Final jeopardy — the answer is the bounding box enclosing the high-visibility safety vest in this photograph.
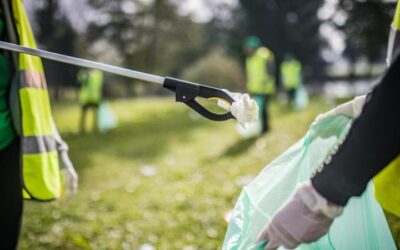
[281,59,302,90]
[5,0,62,201]
[374,0,400,217]
[245,47,275,95]
[78,69,103,104]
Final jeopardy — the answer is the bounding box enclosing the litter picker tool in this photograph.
[0,41,234,121]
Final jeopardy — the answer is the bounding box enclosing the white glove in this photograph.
[315,95,366,123]
[217,90,259,126]
[256,181,343,250]
[52,120,78,202]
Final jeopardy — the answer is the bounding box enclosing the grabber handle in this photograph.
[163,77,235,121]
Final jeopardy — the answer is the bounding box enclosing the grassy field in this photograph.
[19,97,399,249]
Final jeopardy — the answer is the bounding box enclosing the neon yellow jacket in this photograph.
[6,0,65,201]
[245,47,275,95]
[78,69,103,104]
[281,59,302,90]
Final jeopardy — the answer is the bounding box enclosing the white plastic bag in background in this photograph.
[98,101,117,133]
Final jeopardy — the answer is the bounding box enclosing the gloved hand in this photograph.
[52,120,78,202]
[256,181,343,250]
[314,95,366,123]
[217,90,259,126]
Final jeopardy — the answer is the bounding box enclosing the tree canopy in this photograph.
[28,0,398,96]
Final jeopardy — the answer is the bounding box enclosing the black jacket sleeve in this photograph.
[311,54,400,206]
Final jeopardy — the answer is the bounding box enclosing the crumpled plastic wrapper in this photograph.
[218,91,259,126]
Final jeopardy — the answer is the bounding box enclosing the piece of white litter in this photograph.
[218,91,259,126]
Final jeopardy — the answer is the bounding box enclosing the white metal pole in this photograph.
[0,41,165,85]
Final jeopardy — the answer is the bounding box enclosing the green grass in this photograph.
[19,97,400,249]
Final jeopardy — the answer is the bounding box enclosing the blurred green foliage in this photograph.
[34,0,79,100]
[181,47,245,91]
[337,0,395,63]
[29,0,398,97]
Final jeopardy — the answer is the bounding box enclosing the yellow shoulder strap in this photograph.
[392,0,400,30]
[374,155,400,217]
[12,0,44,72]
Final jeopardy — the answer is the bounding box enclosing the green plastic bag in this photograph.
[223,115,396,250]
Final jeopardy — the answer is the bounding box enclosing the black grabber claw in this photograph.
[163,77,235,121]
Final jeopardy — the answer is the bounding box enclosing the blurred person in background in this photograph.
[244,36,276,133]
[281,53,302,109]
[78,68,104,133]
[0,0,77,248]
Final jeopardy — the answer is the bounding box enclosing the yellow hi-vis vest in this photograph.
[281,59,302,90]
[245,47,275,95]
[6,0,61,201]
[374,0,400,217]
[78,69,104,104]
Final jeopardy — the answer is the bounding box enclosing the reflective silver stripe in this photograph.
[22,135,57,154]
[386,28,400,65]
[20,70,47,88]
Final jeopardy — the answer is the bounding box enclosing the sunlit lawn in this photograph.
[19,97,400,249]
